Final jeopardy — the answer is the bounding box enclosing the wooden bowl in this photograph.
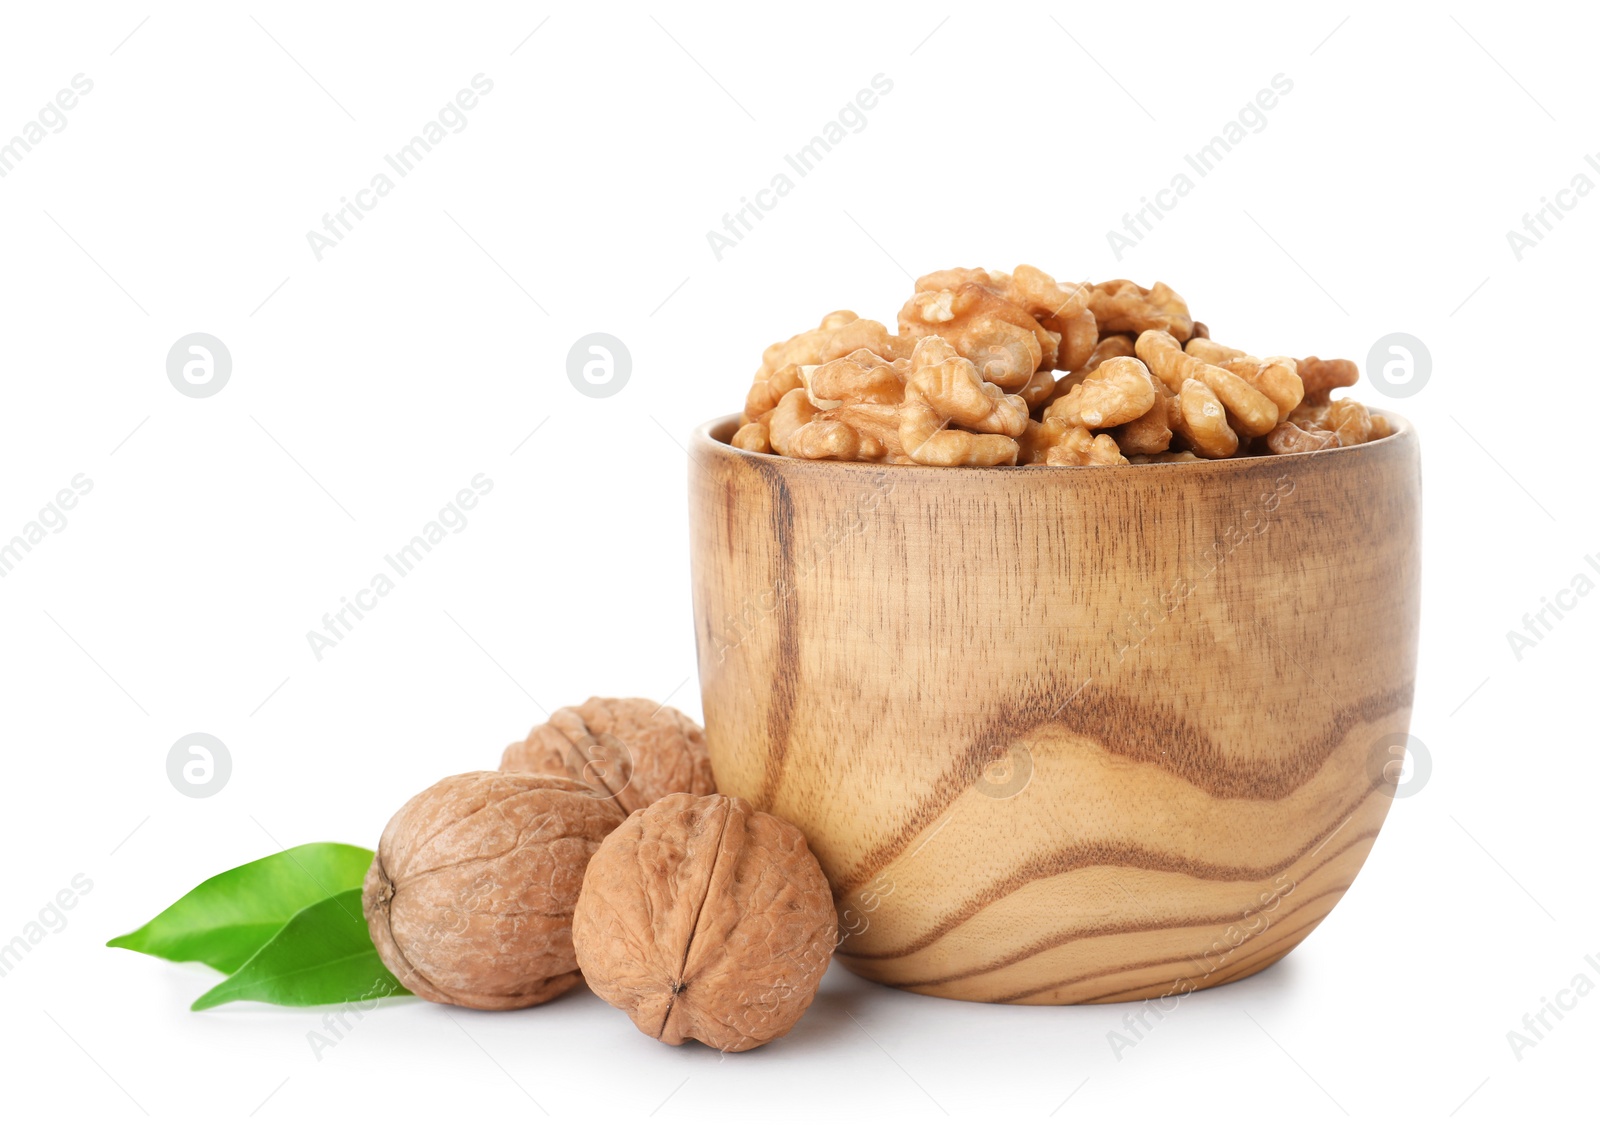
[688,414,1420,1004]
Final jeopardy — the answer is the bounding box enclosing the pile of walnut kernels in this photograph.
[730,266,1393,466]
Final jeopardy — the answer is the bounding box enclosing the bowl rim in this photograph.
[691,410,1414,475]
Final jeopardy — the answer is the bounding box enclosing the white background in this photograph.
[1,2,1594,1128]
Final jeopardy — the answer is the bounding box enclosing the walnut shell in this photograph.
[573,793,837,1051]
[500,697,715,816]
[363,772,622,1010]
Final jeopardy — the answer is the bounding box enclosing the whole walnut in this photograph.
[573,793,837,1051]
[501,697,715,816]
[363,772,622,1010]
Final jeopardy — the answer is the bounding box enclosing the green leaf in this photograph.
[107,843,375,973]
[190,888,409,1011]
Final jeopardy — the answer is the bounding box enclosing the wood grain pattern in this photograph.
[688,414,1420,1004]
